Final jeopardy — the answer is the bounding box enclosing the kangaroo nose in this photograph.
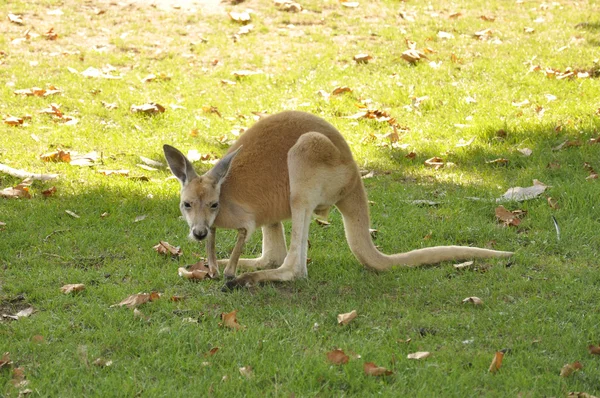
[192,228,208,241]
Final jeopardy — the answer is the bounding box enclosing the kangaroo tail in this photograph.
[335,182,513,270]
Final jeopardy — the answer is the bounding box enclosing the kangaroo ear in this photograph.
[207,145,242,186]
[163,144,198,185]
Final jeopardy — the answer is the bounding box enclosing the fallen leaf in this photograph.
[45,27,58,40]
[407,351,431,360]
[229,11,251,23]
[486,158,509,166]
[401,48,427,64]
[588,345,600,355]
[462,297,483,305]
[153,241,182,257]
[111,292,160,308]
[101,101,118,110]
[567,392,598,398]
[15,307,34,318]
[60,284,85,294]
[81,67,121,79]
[139,156,164,168]
[341,1,359,8]
[489,350,505,373]
[437,31,455,40]
[456,137,475,147]
[8,13,24,25]
[326,349,350,365]
[275,0,302,12]
[42,186,57,197]
[495,205,525,227]
[518,148,532,156]
[189,259,216,277]
[453,260,474,270]
[363,362,393,376]
[315,219,330,226]
[337,310,357,325]
[480,15,496,21]
[220,310,243,330]
[239,366,253,378]
[0,352,12,369]
[560,361,583,377]
[92,358,113,367]
[40,149,71,163]
[331,86,352,95]
[497,180,548,202]
[547,197,559,209]
[353,54,372,64]
[70,151,100,167]
[65,210,80,218]
[553,139,582,151]
[130,103,165,114]
[11,367,28,387]
[0,182,31,199]
[424,157,445,169]
[178,267,209,281]
[205,347,220,357]
[3,115,24,126]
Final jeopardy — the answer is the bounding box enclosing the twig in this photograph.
[43,228,70,242]
[0,163,59,181]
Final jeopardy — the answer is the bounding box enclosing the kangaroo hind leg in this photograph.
[224,132,351,290]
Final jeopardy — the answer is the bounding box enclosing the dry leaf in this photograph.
[8,13,24,25]
[456,137,475,147]
[588,345,600,355]
[65,210,80,218]
[11,367,28,387]
[497,180,548,202]
[407,351,431,360]
[41,186,57,197]
[15,307,34,318]
[341,1,359,8]
[326,349,350,365]
[153,241,182,257]
[0,352,12,369]
[437,31,455,40]
[547,197,559,209]
[489,350,505,373]
[424,157,445,169]
[3,115,24,126]
[0,182,31,199]
[567,392,598,398]
[315,219,330,227]
[205,347,220,357]
[178,267,209,281]
[220,310,243,330]
[93,358,113,367]
[331,86,352,95]
[239,366,253,378]
[130,103,165,114]
[111,292,160,308]
[486,158,509,166]
[97,169,129,176]
[353,54,372,64]
[363,362,393,376]
[60,284,85,294]
[401,49,427,64]
[453,260,474,270]
[560,361,583,377]
[337,310,357,325]
[229,11,251,23]
[40,149,71,163]
[275,0,302,12]
[462,297,483,305]
[553,139,582,151]
[480,15,496,21]
[495,205,525,227]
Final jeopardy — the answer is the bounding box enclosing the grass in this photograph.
[1,0,600,396]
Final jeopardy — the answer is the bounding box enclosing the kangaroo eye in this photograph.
[183,202,191,209]
[210,202,219,209]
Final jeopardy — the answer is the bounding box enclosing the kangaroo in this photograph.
[163,111,513,290]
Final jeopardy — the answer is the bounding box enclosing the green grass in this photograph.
[1,0,600,396]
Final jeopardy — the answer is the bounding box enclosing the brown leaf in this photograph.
[153,241,182,257]
[45,27,58,40]
[561,361,583,377]
[42,186,57,197]
[588,345,600,355]
[92,358,113,367]
[401,48,427,64]
[170,295,185,302]
[220,310,243,330]
[337,310,357,325]
[130,103,165,114]
[424,157,445,169]
[486,158,509,166]
[489,351,505,373]
[60,284,85,294]
[205,347,220,357]
[495,205,525,227]
[480,15,496,21]
[3,115,24,126]
[111,292,160,308]
[0,182,31,199]
[178,267,209,281]
[363,362,393,376]
[547,197,559,209]
[0,352,12,369]
[331,86,352,95]
[462,297,483,305]
[353,54,372,64]
[97,169,129,177]
[11,367,28,387]
[326,349,350,365]
[40,149,71,163]
[188,259,215,277]
[407,351,431,360]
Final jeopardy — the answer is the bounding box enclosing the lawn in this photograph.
[1,0,600,396]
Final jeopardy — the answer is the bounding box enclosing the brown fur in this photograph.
[164,111,512,289]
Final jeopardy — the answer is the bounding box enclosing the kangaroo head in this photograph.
[163,145,241,241]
